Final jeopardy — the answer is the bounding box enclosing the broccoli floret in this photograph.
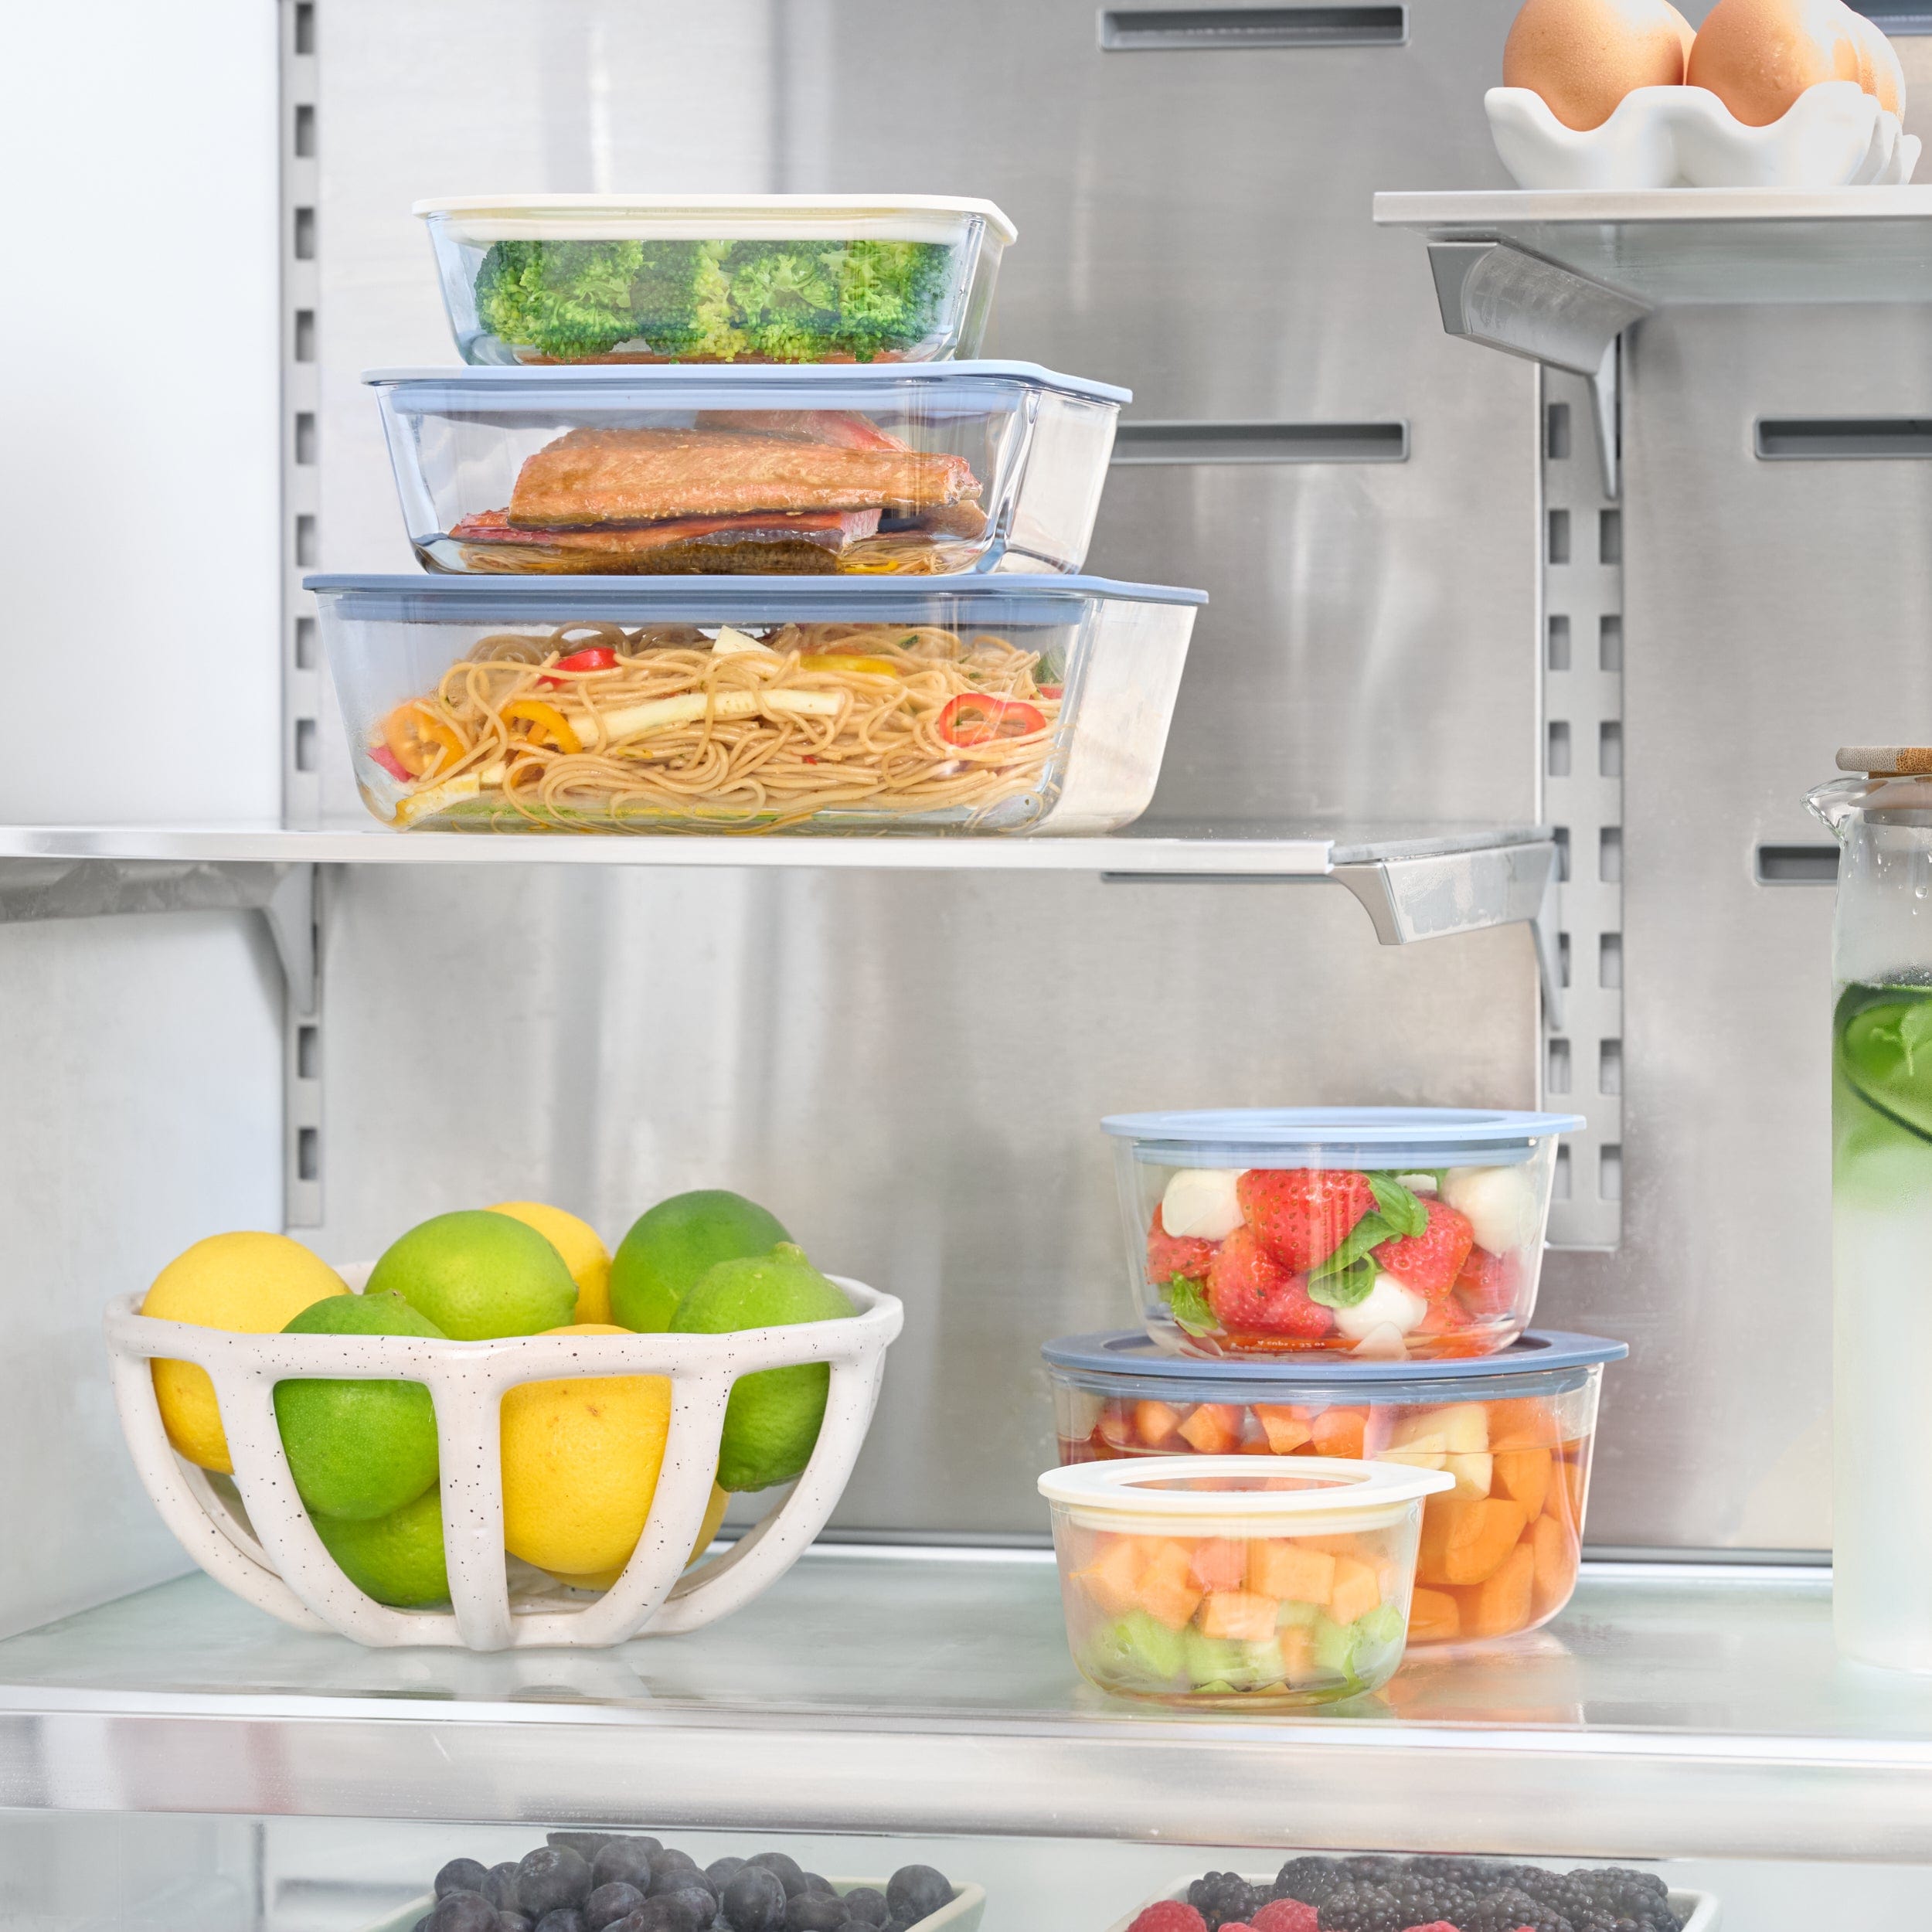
[830,240,954,359]
[471,239,646,359]
[726,243,843,360]
[720,240,954,362]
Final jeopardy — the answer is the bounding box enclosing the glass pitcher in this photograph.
[1811,749,1932,1672]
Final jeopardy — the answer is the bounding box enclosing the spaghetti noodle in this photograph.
[371,621,1066,833]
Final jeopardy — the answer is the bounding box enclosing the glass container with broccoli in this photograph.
[418,197,1013,366]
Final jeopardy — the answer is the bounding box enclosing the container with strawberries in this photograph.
[1101,1109,1584,1362]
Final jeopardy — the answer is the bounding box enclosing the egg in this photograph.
[1849,7,1906,116]
[1503,0,1697,131]
[1685,0,1863,126]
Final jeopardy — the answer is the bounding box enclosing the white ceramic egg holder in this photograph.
[1488,81,1919,189]
[105,1265,901,1650]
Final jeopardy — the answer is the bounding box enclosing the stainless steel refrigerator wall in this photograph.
[283,0,1930,1553]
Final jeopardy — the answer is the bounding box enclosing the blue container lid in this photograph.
[303,573,1208,624]
[1101,1106,1585,1169]
[362,359,1131,406]
[1043,1328,1627,1395]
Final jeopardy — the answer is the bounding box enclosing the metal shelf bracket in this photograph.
[1427,240,1649,497]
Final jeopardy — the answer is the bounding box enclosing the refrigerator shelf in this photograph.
[0,1550,1917,1862]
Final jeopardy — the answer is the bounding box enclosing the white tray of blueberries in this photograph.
[380,1835,983,1932]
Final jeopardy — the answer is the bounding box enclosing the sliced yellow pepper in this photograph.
[502,699,583,756]
[383,700,467,778]
[798,652,903,679]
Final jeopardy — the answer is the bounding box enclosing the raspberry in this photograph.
[1128,1906,1206,1932]
[1146,1204,1218,1287]
[1251,1903,1319,1932]
[1372,1198,1475,1299]
[1398,1923,1458,1932]
[1236,1168,1376,1270]
[1206,1227,1333,1338]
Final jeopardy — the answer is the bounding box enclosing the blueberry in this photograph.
[534,1914,586,1932]
[658,1886,724,1931]
[550,1836,617,1862]
[594,1844,663,1892]
[800,1878,835,1900]
[649,1852,709,1896]
[746,1855,807,1900]
[414,1918,434,1932]
[705,1859,747,1892]
[721,1867,787,1932]
[885,1869,951,1928]
[519,1850,594,1919]
[783,1896,848,1932]
[840,1892,889,1927]
[438,1862,494,1901]
[620,1904,703,1932]
[498,1917,533,1932]
[433,1897,503,1932]
[587,1886,647,1931]
[483,1866,524,1913]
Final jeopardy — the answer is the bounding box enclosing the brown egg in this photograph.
[1504,0,1697,130]
[1686,0,1863,126]
[1848,6,1906,115]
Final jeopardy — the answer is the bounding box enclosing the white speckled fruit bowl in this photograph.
[1488,80,1918,189]
[104,1264,901,1650]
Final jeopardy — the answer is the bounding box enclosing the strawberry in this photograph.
[1206,1226,1335,1338]
[1236,1168,1376,1270]
[1146,1202,1218,1286]
[1372,1197,1475,1299]
[1250,1903,1320,1932]
[1127,1906,1207,1932]
[1455,1243,1522,1318]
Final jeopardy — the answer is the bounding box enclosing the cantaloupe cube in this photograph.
[1417,1493,1529,1587]
[1531,1511,1579,1617]
[1136,1539,1206,1630]
[1487,1396,1558,1449]
[1178,1402,1243,1455]
[1328,1553,1382,1625]
[1247,1539,1336,1604]
[1253,1404,1313,1454]
[1135,1400,1183,1447]
[1311,1407,1367,1458]
[1073,1536,1145,1617]
[1279,1623,1321,1685]
[1407,1585,1460,1643]
[1453,1539,1535,1638]
[1196,1589,1278,1641]
[1493,1447,1552,1519]
[1189,1537,1248,1592]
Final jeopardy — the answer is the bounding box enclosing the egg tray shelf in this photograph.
[104,1267,902,1650]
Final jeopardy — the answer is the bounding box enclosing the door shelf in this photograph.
[0,1550,1918,1862]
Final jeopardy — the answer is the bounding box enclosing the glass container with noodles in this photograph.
[305,576,1205,837]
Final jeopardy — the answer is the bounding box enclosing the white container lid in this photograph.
[413,193,1018,246]
[1038,1454,1453,1537]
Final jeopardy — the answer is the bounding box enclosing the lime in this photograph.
[367,1209,577,1341]
[608,1190,790,1332]
[489,1201,612,1324]
[312,1487,449,1607]
[274,1292,445,1520]
[141,1233,349,1473]
[499,1324,675,1577]
[671,1244,854,1492]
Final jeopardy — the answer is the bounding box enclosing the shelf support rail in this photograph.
[1426,240,1651,498]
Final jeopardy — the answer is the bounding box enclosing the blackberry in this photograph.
[1464,1890,1573,1932]
[1381,1873,1475,1927]
[1315,1882,1404,1932]
[1189,1872,1261,1930]
[1520,1873,1598,1920]
[1272,1859,1344,1906]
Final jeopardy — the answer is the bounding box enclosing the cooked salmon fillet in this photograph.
[506,427,980,529]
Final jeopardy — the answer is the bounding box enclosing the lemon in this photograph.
[499,1324,676,1577]
[141,1233,349,1472]
[368,1209,577,1341]
[543,1482,730,1590]
[313,1488,450,1608]
[489,1202,612,1325]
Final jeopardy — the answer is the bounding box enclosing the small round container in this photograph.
[1039,1455,1453,1708]
[1100,1107,1586,1362]
[1043,1329,1625,1648]
[415,195,1015,367]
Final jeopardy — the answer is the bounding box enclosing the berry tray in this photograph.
[364,1880,986,1932]
[1103,1871,1717,1932]
[105,1264,901,1651]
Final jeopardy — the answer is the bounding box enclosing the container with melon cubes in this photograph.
[1042,1329,1625,1648]
[1036,1455,1454,1707]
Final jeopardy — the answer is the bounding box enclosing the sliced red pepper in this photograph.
[936,692,1047,747]
[539,645,618,688]
[369,743,412,784]
[1037,684,1063,700]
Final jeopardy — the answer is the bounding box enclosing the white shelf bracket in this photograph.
[260,862,318,1018]
[1426,239,1649,497]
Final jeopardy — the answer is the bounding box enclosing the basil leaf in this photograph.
[1306,1255,1379,1309]
[1309,1211,1395,1284]
[1366,1172,1427,1241]
[1163,1272,1220,1338]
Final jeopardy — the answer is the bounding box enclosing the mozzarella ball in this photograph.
[1160,1168,1245,1241]
[1439,1164,1543,1255]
